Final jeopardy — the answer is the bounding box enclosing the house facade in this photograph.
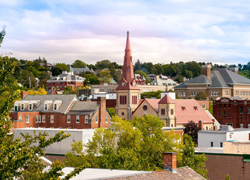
[47,71,85,91]
[132,94,214,128]
[174,65,250,100]
[213,97,250,128]
[9,95,111,129]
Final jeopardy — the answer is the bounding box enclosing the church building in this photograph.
[115,32,140,120]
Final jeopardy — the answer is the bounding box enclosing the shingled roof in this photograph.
[175,68,250,89]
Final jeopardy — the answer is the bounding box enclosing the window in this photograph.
[211,142,213,147]
[224,111,226,118]
[39,115,41,123]
[229,104,231,109]
[21,104,24,111]
[50,115,54,123]
[202,104,206,109]
[181,106,186,111]
[240,106,243,114]
[219,104,221,109]
[216,91,219,96]
[15,106,18,111]
[248,124,250,128]
[220,142,223,147]
[143,105,147,111]
[84,115,88,123]
[219,111,221,118]
[36,115,38,123]
[28,103,32,111]
[76,115,80,123]
[42,115,45,123]
[132,96,137,104]
[120,95,127,105]
[229,112,231,118]
[106,116,108,123]
[171,109,174,115]
[121,112,125,116]
[224,104,226,109]
[96,116,98,123]
[44,104,48,111]
[67,115,71,123]
[183,91,186,96]
[161,109,165,115]
[194,106,198,111]
[248,107,250,114]
[211,91,213,96]
[240,124,244,128]
[19,115,22,120]
[26,115,29,123]
[54,104,57,111]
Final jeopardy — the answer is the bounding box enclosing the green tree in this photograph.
[113,70,122,84]
[71,60,86,68]
[140,90,162,99]
[18,70,36,88]
[0,54,83,179]
[107,108,116,117]
[51,63,69,76]
[225,174,230,180]
[84,73,100,85]
[195,91,207,100]
[182,134,208,178]
[99,70,111,83]
[185,61,202,77]
[95,60,111,70]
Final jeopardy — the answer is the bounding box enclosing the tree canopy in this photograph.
[71,60,86,68]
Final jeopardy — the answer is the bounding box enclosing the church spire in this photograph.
[117,31,139,90]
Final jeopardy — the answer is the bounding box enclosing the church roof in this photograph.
[158,94,175,104]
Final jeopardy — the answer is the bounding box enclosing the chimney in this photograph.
[202,64,211,77]
[163,152,177,173]
[97,97,106,128]
[21,91,29,99]
[198,119,203,130]
[229,67,238,74]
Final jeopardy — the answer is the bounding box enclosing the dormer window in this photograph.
[14,105,18,111]
[54,104,57,111]
[181,106,186,111]
[44,104,48,111]
[28,103,33,111]
[21,103,24,111]
[194,106,198,111]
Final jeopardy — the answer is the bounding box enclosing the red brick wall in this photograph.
[197,153,250,180]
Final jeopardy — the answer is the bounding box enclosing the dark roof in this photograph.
[175,68,250,89]
[66,101,99,115]
[108,167,206,180]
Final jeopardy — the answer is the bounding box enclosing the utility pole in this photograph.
[29,76,31,89]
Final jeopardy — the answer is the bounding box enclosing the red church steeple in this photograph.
[117,31,139,90]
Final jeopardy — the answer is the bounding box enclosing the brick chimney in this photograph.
[163,152,177,173]
[97,97,106,128]
[202,64,211,77]
[198,119,203,130]
[21,91,29,99]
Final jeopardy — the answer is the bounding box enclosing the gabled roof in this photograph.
[175,68,250,89]
[22,95,77,114]
[158,94,175,104]
[175,99,213,124]
[66,101,99,115]
[132,99,160,114]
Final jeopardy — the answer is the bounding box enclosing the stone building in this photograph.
[174,65,250,100]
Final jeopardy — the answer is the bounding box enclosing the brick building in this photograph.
[174,65,250,100]
[47,71,85,91]
[9,95,111,129]
[213,97,250,128]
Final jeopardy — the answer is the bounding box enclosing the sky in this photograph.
[1,0,250,66]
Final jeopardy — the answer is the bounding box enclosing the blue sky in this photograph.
[1,0,250,65]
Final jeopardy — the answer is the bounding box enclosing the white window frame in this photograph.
[36,115,38,123]
[50,115,54,123]
[76,115,80,123]
[44,104,48,111]
[19,115,22,120]
[95,116,98,123]
[42,115,45,123]
[183,91,186,96]
[21,103,24,111]
[67,115,71,123]
[53,103,57,111]
[28,103,32,111]
[26,115,29,123]
[39,115,41,123]
[84,115,88,124]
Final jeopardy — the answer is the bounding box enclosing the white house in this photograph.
[198,125,250,148]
